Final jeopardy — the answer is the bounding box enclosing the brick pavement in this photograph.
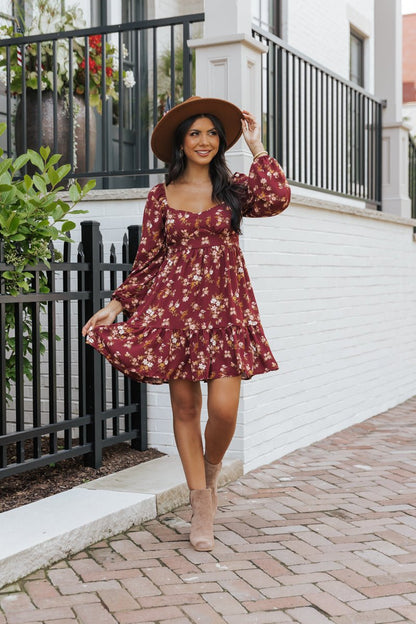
[1,396,416,624]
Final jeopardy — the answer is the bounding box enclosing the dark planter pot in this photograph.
[15,91,97,179]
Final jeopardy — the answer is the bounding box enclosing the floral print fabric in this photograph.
[86,155,291,384]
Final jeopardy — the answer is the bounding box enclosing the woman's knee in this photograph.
[207,376,241,426]
[207,407,237,428]
[169,380,202,423]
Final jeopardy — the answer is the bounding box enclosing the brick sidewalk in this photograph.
[1,397,416,624]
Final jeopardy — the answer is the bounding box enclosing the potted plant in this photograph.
[0,0,136,173]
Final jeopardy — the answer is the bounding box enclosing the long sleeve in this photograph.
[112,186,166,316]
[233,154,291,218]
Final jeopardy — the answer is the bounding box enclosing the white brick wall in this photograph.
[72,186,416,472]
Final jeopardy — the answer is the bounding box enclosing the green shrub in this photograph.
[0,122,95,402]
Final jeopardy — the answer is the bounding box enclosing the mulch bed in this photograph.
[0,442,164,513]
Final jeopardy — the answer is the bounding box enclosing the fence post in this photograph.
[81,221,104,468]
[0,237,6,447]
[126,225,148,451]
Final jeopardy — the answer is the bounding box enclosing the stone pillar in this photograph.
[374,0,411,217]
[188,0,267,174]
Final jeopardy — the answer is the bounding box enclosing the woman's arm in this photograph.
[82,187,166,335]
[236,110,291,218]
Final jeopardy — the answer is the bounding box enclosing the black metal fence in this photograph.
[409,135,416,222]
[0,13,204,189]
[0,221,146,478]
[253,27,383,210]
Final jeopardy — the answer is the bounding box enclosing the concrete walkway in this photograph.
[1,396,416,624]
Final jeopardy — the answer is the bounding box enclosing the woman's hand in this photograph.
[241,110,265,156]
[81,299,123,336]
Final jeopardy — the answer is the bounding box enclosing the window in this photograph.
[0,0,21,29]
[350,29,364,87]
[252,0,280,37]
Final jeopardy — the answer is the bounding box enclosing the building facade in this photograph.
[1,0,415,472]
[403,12,416,135]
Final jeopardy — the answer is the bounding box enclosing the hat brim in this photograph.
[151,97,243,163]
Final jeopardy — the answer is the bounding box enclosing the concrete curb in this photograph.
[0,455,243,589]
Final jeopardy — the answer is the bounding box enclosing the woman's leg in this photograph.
[169,378,214,551]
[205,376,241,464]
[169,379,205,490]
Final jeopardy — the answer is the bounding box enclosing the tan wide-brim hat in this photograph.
[151,96,243,163]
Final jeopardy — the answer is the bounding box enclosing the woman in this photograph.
[82,96,290,551]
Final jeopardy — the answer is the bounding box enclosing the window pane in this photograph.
[252,0,280,36]
[350,31,364,86]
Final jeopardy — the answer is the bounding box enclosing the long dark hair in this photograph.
[165,113,245,234]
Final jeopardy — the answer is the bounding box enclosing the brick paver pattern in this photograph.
[1,397,416,624]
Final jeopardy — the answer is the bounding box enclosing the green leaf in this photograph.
[51,205,64,220]
[0,183,12,192]
[24,175,34,191]
[56,164,71,181]
[61,220,75,232]
[32,174,47,194]
[48,166,58,187]
[0,122,6,137]
[0,158,13,176]
[40,145,51,161]
[1,188,16,205]
[13,154,30,172]
[10,233,26,241]
[5,213,21,234]
[27,149,44,171]
[46,154,62,167]
[69,183,80,202]
[82,179,97,193]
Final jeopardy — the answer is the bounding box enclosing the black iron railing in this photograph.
[0,221,146,478]
[0,13,204,189]
[409,135,416,222]
[253,27,383,209]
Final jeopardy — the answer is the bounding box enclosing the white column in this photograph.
[374,0,411,217]
[188,0,267,174]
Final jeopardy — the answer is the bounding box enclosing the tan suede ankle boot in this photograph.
[204,456,222,519]
[189,488,214,551]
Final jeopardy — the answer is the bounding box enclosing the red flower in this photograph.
[106,66,113,77]
[89,35,102,50]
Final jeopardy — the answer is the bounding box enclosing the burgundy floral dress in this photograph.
[86,155,290,384]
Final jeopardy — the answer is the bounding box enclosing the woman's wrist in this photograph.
[250,144,267,159]
[107,299,123,315]
[252,149,268,160]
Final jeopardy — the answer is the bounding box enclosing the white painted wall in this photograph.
[283,0,375,92]
[72,186,416,471]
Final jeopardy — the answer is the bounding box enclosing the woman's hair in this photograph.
[165,113,245,234]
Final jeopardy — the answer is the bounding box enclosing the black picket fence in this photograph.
[0,221,146,479]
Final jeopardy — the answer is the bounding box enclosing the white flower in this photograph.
[123,70,135,88]
[122,43,129,58]
[0,69,7,87]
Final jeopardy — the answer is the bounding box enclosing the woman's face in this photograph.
[181,116,220,166]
